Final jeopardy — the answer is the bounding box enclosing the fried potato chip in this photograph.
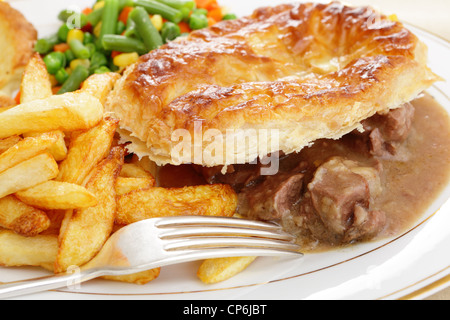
[55,147,124,273]
[0,195,50,237]
[115,177,155,196]
[0,135,21,154]
[0,132,58,174]
[116,184,238,225]
[20,53,52,103]
[57,117,119,185]
[0,152,59,199]
[24,130,67,162]
[0,92,103,138]
[81,72,120,106]
[0,229,58,269]
[120,163,154,179]
[197,256,257,284]
[15,180,97,210]
[101,268,161,285]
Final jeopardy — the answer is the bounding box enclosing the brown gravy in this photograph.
[280,92,450,251]
[158,92,450,251]
[373,93,450,237]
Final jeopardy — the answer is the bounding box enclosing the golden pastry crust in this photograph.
[0,2,37,96]
[106,2,439,167]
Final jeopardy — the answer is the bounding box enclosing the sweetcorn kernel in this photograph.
[113,52,139,68]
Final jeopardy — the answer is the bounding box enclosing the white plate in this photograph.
[3,0,450,300]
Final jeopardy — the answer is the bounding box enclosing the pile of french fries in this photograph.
[0,53,255,286]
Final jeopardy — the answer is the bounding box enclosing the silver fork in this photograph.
[0,216,302,299]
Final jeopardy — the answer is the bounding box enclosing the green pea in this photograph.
[222,13,237,20]
[43,52,66,74]
[161,21,181,43]
[57,24,71,42]
[94,66,112,74]
[189,13,208,30]
[55,68,70,84]
[83,32,95,44]
[65,49,76,62]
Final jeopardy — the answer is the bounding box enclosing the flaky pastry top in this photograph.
[107,2,438,166]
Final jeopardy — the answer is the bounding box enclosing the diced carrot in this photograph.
[206,1,219,11]
[208,7,223,22]
[82,7,93,15]
[52,86,61,94]
[14,91,20,105]
[195,0,217,10]
[207,17,216,26]
[111,51,122,59]
[53,43,70,53]
[178,21,191,33]
[119,6,134,25]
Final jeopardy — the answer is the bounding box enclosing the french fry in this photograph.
[0,92,104,138]
[116,184,238,225]
[120,163,154,179]
[0,132,58,174]
[15,181,98,210]
[197,257,257,284]
[0,152,59,199]
[115,177,155,196]
[0,135,21,154]
[57,117,119,185]
[0,229,58,269]
[55,147,124,273]
[20,53,52,103]
[0,195,50,237]
[24,130,67,162]
[81,72,120,105]
[20,53,68,161]
[102,268,161,285]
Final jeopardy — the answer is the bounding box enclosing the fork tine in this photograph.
[158,226,295,241]
[164,236,301,252]
[154,216,283,231]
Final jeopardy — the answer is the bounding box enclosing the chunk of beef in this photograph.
[237,162,307,221]
[294,157,386,244]
[355,103,415,157]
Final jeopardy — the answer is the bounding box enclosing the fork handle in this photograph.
[0,268,101,299]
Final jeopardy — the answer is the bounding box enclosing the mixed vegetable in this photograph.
[34,0,236,94]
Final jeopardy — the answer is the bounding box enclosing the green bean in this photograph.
[119,0,136,10]
[69,39,91,59]
[102,34,148,55]
[129,7,163,51]
[87,8,104,26]
[189,13,208,30]
[161,22,181,43]
[116,20,126,35]
[90,51,109,72]
[97,0,120,49]
[134,0,183,23]
[57,9,75,22]
[34,34,60,55]
[155,0,195,10]
[124,16,139,38]
[86,43,97,57]
[58,65,90,94]
[43,52,66,75]
[58,10,88,29]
